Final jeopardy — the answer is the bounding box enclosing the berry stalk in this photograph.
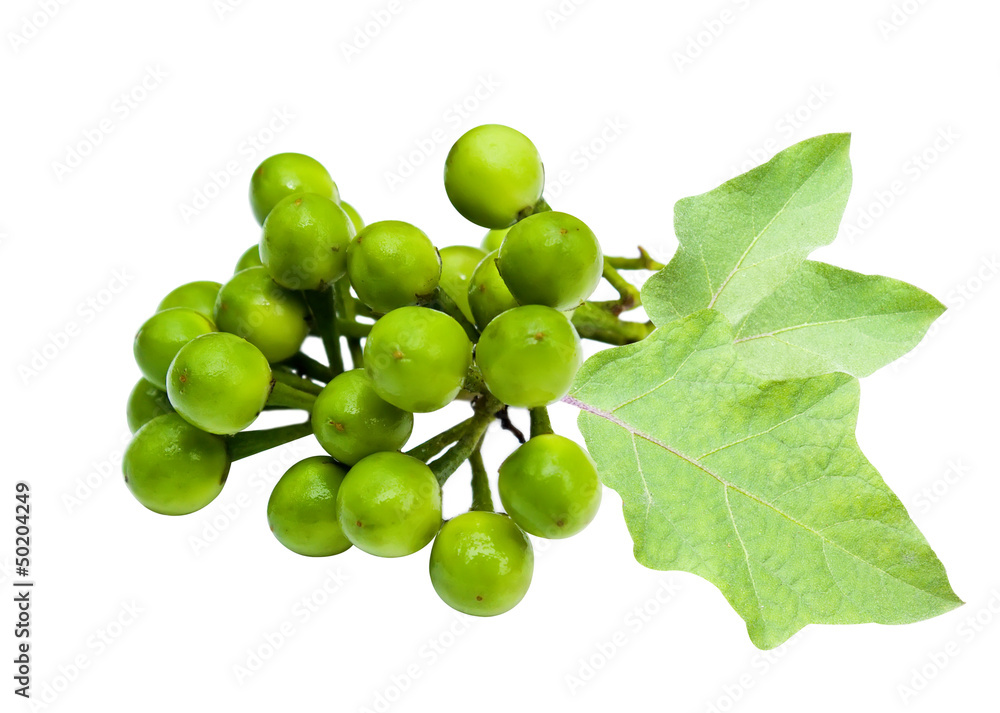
[267,380,319,411]
[303,288,345,375]
[469,445,493,512]
[226,420,313,461]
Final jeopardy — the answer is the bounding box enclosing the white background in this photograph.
[2,0,998,711]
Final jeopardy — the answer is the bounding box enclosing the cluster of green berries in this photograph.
[124,124,608,617]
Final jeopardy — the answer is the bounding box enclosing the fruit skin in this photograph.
[497,211,603,310]
[235,245,264,273]
[444,125,545,229]
[157,281,222,322]
[126,378,175,433]
[364,306,473,413]
[439,245,486,323]
[340,201,365,233]
[134,307,216,391]
[267,456,352,557]
[249,153,339,225]
[481,228,509,253]
[429,511,533,617]
[260,193,356,291]
[123,413,230,515]
[312,369,413,466]
[476,305,582,408]
[498,434,602,539]
[346,221,441,314]
[336,452,442,558]
[468,250,519,330]
[167,332,272,435]
[214,266,310,363]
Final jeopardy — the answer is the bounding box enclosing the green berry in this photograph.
[468,250,518,330]
[260,193,356,291]
[498,434,602,539]
[166,332,272,435]
[476,305,582,408]
[439,245,486,323]
[123,413,230,516]
[312,369,413,466]
[346,221,441,314]
[444,125,545,229]
[429,511,533,617]
[497,211,603,310]
[481,228,509,253]
[134,307,216,391]
[267,456,352,557]
[249,153,339,225]
[126,378,174,433]
[156,281,222,322]
[235,244,264,273]
[214,266,310,363]
[364,306,472,412]
[340,201,365,233]
[336,452,442,557]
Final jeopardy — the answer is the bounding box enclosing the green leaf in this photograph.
[643,134,853,326]
[733,261,946,379]
[568,310,961,649]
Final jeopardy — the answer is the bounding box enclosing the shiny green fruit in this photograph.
[260,193,356,290]
[249,152,339,224]
[123,413,230,515]
[133,307,216,391]
[497,211,603,311]
[336,452,442,558]
[156,281,222,322]
[498,434,602,539]
[312,369,413,466]
[444,125,545,229]
[267,456,352,557]
[439,245,486,323]
[167,332,272,435]
[429,511,533,616]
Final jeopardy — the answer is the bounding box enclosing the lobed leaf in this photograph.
[642,134,853,327]
[732,261,946,379]
[569,310,961,648]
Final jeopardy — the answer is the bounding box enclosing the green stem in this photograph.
[463,364,487,395]
[605,247,664,271]
[336,279,366,369]
[469,445,494,512]
[432,288,479,342]
[303,289,344,375]
[406,417,475,461]
[572,301,655,345]
[285,352,334,383]
[529,407,553,439]
[429,395,502,486]
[272,369,324,396]
[337,319,372,339]
[601,258,642,314]
[226,421,313,461]
[267,380,318,411]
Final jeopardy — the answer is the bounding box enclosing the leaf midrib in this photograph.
[564,393,950,603]
[733,308,940,344]
[704,149,841,310]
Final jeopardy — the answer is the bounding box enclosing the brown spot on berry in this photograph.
[476,595,483,601]
[560,228,568,235]
[392,349,405,360]
[534,332,546,341]
[331,422,346,432]
[294,197,303,207]
[556,519,565,528]
[356,520,363,528]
